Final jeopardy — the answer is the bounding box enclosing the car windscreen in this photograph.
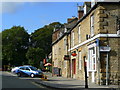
[29,67,38,71]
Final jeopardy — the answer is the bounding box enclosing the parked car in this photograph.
[11,67,20,74]
[16,65,43,78]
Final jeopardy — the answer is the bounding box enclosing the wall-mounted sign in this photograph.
[71,53,77,56]
[71,51,77,56]
[100,46,111,52]
[64,55,70,60]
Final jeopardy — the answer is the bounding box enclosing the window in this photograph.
[88,47,96,71]
[29,66,37,71]
[90,14,94,36]
[72,31,75,46]
[20,67,25,70]
[78,26,81,43]
[64,38,67,50]
[79,51,82,70]
[25,67,30,71]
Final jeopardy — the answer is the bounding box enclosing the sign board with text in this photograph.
[100,46,111,52]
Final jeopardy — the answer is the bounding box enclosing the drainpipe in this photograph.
[70,31,72,78]
[106,51,109,85]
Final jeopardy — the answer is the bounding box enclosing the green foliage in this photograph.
[26,47,44,68]
[30,22,63,56]
[2,26,29,66]
[2,22,63,69]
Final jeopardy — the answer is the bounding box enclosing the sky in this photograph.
[1,2,84,34]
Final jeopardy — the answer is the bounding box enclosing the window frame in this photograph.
[90,14,94,37]
[88,43,97,72]
[78,51,82,70]
[78,25,81,43]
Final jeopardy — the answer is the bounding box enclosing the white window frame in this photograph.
[78,26,81,43]
[78,51,82,70]
[90,14,94,37]
[88,43,97,71]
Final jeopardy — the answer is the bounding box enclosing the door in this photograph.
[72,59,76,75]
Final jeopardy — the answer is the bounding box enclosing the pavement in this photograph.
[33,72,120,89]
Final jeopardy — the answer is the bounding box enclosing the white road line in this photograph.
[31,81,45,88]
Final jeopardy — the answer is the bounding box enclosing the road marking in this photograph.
[19,77,42,80]
[31,81,45,88]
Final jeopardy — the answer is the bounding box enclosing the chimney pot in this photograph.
[78,6,84,20]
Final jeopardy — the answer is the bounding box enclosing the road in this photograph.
[1,71,47,89]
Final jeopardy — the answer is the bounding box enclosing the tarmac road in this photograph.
[1,71,47,89]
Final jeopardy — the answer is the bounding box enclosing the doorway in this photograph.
[72,59,76,77]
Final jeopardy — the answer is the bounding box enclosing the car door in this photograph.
[19,67,27,76]
[24,67,31,76]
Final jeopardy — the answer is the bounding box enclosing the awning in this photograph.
[44,63,52,66]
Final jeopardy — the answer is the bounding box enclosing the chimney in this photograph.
[67,16,76,23]
[78,6,84,20]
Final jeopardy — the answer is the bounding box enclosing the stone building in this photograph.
[52,2,120,85]
[52,17,78,77]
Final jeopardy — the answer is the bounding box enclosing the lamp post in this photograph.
[84,56,88,88]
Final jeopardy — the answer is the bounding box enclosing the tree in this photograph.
[30,22,63,58]
[26,47,44,68]
[2,26,29,66]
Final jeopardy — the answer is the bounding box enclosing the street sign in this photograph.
[100,46,111,52]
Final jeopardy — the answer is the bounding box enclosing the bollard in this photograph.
[41,75,48,81]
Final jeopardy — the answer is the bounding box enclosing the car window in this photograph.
[25,67,30,71]
[19,67,25,70]
[29,67,37,71]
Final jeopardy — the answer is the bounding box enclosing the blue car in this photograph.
[16,66,43,78]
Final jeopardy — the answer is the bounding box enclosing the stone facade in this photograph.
[52,17,78,77]
[52,2,120,85]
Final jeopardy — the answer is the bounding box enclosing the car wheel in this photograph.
[17,73,21,77]
[30,73,35,78]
